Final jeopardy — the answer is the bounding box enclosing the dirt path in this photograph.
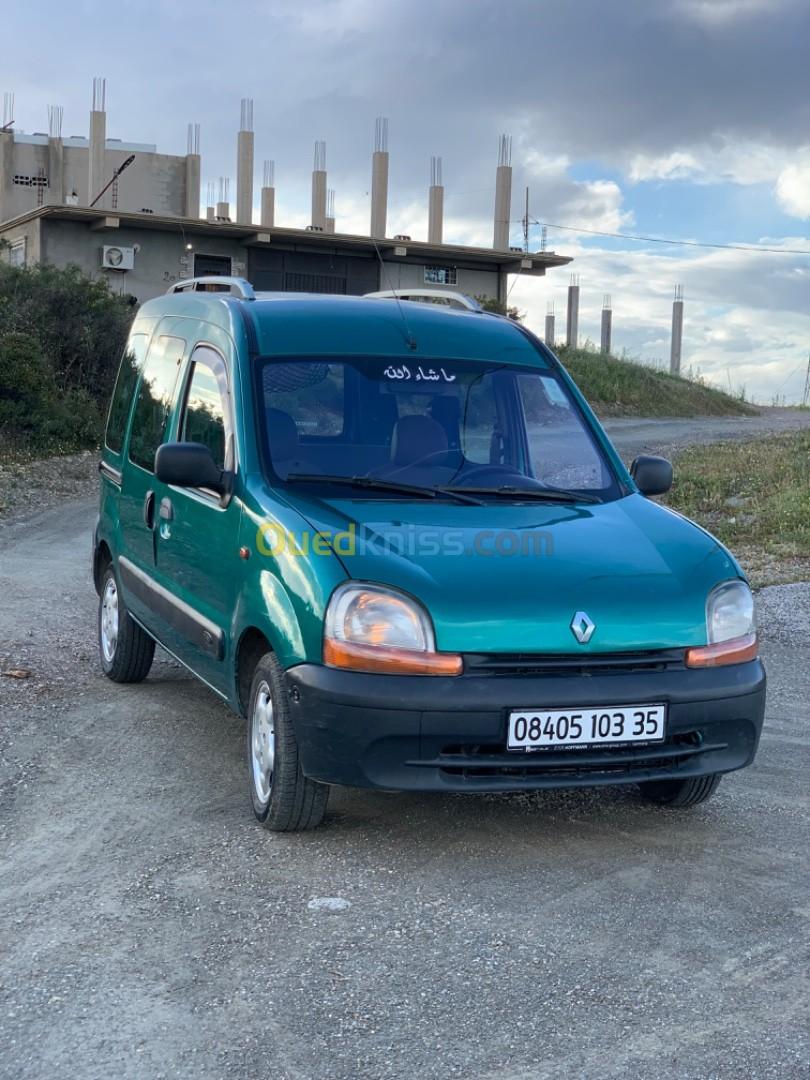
[1,494,809,1079]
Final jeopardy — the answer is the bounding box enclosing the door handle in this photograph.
[159,497,174,522]
[143,490,155,529]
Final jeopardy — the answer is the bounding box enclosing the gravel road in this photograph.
[1,491,808,1079]
[601,406,810,459]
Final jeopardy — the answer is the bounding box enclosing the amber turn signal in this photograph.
[685,632,758,669]
[324,638,463,676]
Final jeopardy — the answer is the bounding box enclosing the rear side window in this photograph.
[105,334,148,453]
[128,336,186,472]
[180,350,230,472]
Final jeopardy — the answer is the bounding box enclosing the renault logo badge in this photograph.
[571,611,596,644]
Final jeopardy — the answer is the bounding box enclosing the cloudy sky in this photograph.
[5,0,810,402]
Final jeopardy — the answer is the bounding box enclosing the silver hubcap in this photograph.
[100,577,119,663]
[251,681,275,806]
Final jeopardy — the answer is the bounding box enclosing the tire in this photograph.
[98,563,155,683]
[638,773,722,808]
[247,652,329,832]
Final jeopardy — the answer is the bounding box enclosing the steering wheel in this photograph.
[448,463,527,487]
[373,449,460,480]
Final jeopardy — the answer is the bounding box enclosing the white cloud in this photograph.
[675,0,785,26]
[506,238,810,405]
[776,164,810,218]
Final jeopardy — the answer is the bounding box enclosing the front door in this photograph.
[153,345,243,693]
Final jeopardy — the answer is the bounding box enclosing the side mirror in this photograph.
[155,442,226,493]
[631,454,673,496]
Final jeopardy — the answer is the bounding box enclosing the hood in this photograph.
[281,490,739,654]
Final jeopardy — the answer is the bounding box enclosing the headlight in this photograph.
[686,580,757,668]
[707,580,755,643]
[323,583,462,675]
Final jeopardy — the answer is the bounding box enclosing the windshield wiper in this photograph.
[441,484,601,505]
[284,474,483,505]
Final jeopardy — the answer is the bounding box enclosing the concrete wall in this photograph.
[2,138,190,222]
[36,220,248,302]
[1,217,42,265]
[379,259,500,301]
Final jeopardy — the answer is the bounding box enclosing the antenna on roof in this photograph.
[371,239,417,351]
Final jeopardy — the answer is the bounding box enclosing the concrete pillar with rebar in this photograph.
[87,77,107,208]
[311,140,327,230]
[544,302,555,347]
[566,274,580,348]
[44,105,64,207]
[216,177,230,222]
[493,135,512,251]
[260,160,275,228]
[185,122,201,219]
[370,117,389,239]
[236,99,254,225]
[0,93,14,223]
[670,285,684,375]
[428,156,444,244]
[326,188,335,234]
[600,294,613,355]
[205,180,215,222]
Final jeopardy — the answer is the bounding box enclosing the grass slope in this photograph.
[664,432,810,586]
[557,346,757,418]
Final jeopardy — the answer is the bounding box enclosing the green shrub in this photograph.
[0,262,133,455]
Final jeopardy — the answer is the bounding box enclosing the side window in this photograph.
[179,350,230,472]
[105,334,148,453]
[128,336,186,472]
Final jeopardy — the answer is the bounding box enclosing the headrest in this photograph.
[390,414,448,466]
[266,408,299,460]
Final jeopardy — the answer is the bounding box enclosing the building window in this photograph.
[8,239,26,268]
[424,266,458,285]
[13,174,48,188]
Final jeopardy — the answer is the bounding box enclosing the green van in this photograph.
[93,278,765,831]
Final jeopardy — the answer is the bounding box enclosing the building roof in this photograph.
[0,205,572,277]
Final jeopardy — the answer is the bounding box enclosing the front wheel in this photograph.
[98,564,155,683]
[248,652,329,831]
[638,773,722,808]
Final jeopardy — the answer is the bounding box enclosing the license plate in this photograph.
[507,704,667,750]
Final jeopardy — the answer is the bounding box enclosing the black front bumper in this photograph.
[285,657,766,792]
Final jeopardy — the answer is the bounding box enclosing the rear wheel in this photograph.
[638,773,722,807]
[248,652,329,831]
[98,564,155,683]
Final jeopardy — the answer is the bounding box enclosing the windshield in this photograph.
[256,356,621,501]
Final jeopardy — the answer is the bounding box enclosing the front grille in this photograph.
[463,648,686,678]
[407,731,725,783]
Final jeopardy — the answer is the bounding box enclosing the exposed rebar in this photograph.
[374,116,389,153]
[92,77,106,112]
[240,98,254,133]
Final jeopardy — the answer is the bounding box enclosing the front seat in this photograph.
[266,408,311,477]
[372,414,459,480]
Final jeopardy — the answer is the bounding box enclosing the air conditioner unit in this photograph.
[102,245,135,271]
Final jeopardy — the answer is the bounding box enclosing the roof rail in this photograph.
[364,288,483,313]
[166,276,256,300]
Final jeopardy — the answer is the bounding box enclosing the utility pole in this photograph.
[523,187,529,252]
[803,353,810,407]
